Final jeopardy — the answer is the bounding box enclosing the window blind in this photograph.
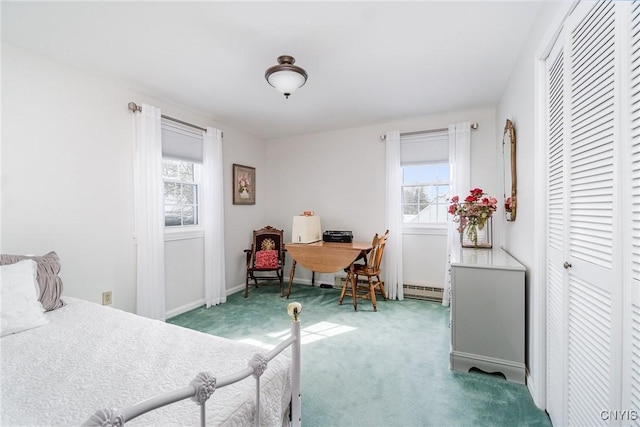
[161,121,204,163]
[400,131,448,166]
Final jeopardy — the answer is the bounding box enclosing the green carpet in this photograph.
[168,283,551,427]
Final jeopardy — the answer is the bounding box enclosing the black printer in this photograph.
[322,230,353,243]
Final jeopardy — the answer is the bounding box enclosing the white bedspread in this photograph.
[1,298,291,426]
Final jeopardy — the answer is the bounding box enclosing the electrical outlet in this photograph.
[102,291,112,305]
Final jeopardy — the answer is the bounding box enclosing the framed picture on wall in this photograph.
[232,164,256,205]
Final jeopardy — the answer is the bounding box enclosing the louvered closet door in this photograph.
[545,1,623,425]
[566,2,620,424]
[545,37,567,427]
[624,1,640,422]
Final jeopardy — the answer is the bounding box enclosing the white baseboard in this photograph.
[526,371,545,410]
[229,280,321,297]
[165,298,205,318]
[297,278,334,287]
[165,284,247,318]
[228,283,245,295]
[168,280,324,318]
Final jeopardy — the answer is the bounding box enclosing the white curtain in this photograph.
[442,122,471,306]
[134,103,165,320]
[202,128,226,307]
[384,130,404,300]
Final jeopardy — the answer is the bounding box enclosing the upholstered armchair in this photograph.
[244,225,286,297]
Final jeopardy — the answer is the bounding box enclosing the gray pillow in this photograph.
[0,252,65,311]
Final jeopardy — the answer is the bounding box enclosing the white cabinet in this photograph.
[449,247,525,384]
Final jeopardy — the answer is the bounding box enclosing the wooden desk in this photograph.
[285,241,372,311]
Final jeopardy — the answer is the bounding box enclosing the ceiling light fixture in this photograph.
[265,55,308,99]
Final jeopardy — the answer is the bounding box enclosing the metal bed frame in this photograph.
[83,303,302,427]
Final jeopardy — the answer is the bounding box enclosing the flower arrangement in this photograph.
[237,172,251,198]
[448,188,497,248]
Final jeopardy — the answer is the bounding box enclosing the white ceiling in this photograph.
[1,1,543,139]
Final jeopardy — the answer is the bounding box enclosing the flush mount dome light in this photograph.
[265,55,308,99]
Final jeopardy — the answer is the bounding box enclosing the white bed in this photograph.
[1,297,295,426]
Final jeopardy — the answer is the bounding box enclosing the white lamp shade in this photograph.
[267,70,307,95]
[265,55,308,98]
[291,216,321,243]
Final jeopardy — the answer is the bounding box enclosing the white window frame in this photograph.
[162,158,204,241]
[401,162,449,236]
[399,130,449,236]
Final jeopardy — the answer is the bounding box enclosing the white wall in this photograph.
[264,107,497,287]
[2,39,507,317]
[223,127,270,292]
[165,237,204,315]
[496,1,566,408]
[1,43,266,314]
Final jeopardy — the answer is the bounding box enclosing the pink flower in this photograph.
[470,188,484,197]
[449,188,497,228]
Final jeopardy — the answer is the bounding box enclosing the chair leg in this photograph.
[279,269,284,297]
[287,260,297,299]
[339,271,350,305]
[377,275,387,300]
[352,272,359,312]
[369,276,378,312]
[244,273,250,298]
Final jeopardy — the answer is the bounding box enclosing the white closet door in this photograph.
[545,1,624,425]
[545,37,567,427]
[546,2,640,423]
[565,2,619,424]
[625,1,640,421]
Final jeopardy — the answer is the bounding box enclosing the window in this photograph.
[402,163,450,224]
[161,119,204,230]
[399,130,449,227]
[162,158,200,227]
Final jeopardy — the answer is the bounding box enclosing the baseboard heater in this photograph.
[335,277,444,302]
[334,275,369,288]
[403,284,444,302]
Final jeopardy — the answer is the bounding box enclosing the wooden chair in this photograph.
[339,230,389,311]
[244,225,285,297]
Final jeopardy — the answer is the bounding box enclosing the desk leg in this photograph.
[351,263,358,311]
[287,260,297,299]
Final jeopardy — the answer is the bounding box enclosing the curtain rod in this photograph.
[379,122,479,141]
[127,102,210,133]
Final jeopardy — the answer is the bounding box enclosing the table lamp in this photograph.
[291,215,321,243]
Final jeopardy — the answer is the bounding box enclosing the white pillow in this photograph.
[1,259,49,336]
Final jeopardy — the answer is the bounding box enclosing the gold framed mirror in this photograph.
[503,119,517,221]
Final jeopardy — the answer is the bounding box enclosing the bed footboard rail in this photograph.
[83,302,302,427]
